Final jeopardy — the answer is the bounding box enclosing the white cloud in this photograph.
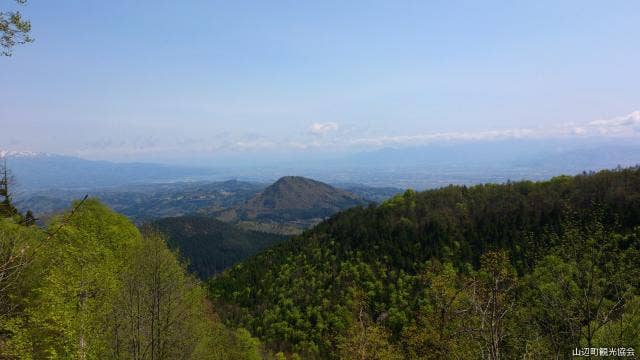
[53,110,640,159]
[585,110,640,136]
[309,122,339,136]
[0,150,41,158]
[345,110,640,147]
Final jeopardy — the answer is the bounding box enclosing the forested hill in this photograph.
[209,167,640,359]
[217,176,368,233]
[153,215,287,279]
[244,176,363,213]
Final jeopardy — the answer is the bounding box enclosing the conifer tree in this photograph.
[0,159,19,218]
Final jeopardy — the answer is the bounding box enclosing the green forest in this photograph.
[153,215,287,279]
[209,167,640,359]
[0,198,270,359]
[1,166,640,359]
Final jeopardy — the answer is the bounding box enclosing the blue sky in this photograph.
[1,0,639,162]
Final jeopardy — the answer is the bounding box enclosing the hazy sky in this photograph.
[2,0,639,162]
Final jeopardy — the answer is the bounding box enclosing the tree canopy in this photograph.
[210,167,640,359]
[0,199,269,359]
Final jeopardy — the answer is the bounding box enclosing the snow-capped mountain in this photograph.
[0,150,48,158]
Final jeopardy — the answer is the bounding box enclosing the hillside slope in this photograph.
[153,215,287,279]
[209,167,640,358]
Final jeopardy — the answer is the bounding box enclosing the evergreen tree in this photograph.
[0,160,20,219]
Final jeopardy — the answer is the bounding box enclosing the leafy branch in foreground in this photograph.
[1,0,33,56]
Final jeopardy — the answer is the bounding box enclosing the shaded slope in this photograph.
[154,215,287,279]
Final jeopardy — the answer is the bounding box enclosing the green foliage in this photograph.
[4,167,640,358]
[402,261,476,359]
[210,167,640,359]
[0,217,42,318]
[0,0,33,56]
[336,317,402,360]
[592,296,640,349]
[0,199,266,359]
[1,199,141,358]
[110,229,212,359]
[202,326,265,360]
[520,222,640,356]
[153,215,287,279]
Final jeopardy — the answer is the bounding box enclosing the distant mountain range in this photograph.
[4,139,640,190]
[3,152,218,190]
